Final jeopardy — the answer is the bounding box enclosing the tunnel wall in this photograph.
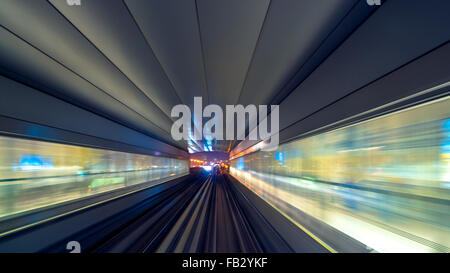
[231,95,450,253]
[0,133,189,221]
[0,74,190,222]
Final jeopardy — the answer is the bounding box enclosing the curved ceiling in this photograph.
[1,0,448,154]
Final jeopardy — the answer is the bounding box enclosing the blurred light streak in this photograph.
[0,136,189,220]
[230,96,450,252]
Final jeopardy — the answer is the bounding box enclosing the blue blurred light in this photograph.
[275,152,285,162]
[18,154,53,171]
[443,118,450,131]
[236,157,245,170]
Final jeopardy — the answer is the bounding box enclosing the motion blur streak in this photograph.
[0,137,189,220]
[231,96,450,253]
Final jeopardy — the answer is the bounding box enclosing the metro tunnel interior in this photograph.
[0,0,449,253]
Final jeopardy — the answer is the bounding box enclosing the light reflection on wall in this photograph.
[231,96,450,253]
[0,136,189,220]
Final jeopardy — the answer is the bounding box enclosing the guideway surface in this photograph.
[155,169,328,253]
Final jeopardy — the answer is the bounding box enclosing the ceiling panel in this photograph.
[278,0,450,131]
[196,0,270,108]
[0,0,173,133]
[124,0,208,107]
[237,0,358,107]
[49,0,183,118]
